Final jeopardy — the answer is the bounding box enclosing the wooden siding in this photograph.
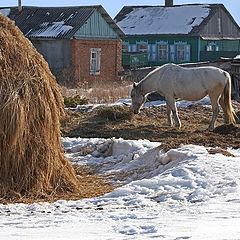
[200,7,240,38]
[122,36,199,65]
[200,39,240,51]
[74,10,119,39]
[122,35,240,67]
[200,39,240,61]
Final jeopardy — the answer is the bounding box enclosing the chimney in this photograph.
[18,0,22,12]
[165,0,173,7]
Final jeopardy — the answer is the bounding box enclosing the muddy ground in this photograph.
[61,102,240,151]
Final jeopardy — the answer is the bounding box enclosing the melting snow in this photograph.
[27,21,73,38]
[0,138,240,239]
[117,5,210,35]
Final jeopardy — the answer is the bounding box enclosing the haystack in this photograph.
[0,14,80,201]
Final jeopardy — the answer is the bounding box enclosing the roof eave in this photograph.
[97,6,125,37]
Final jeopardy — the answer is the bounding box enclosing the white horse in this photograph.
[131,63,236,130]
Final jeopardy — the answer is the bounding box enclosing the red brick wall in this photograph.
[71,39,123,85]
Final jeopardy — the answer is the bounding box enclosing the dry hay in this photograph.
[0,14,83,202]
[95,105,133,122]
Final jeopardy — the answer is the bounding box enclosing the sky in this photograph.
[1,0,240,25]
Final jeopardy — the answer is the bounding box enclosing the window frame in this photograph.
[137,42,148,53]
[158,43,169,61]
[206,42,219,52]
[176,44,185,62]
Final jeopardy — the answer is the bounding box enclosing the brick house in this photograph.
[0,6,124,86]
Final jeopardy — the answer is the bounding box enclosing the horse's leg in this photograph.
[166,98,181,129]
[166,104,173,127]
[209,94,220,130]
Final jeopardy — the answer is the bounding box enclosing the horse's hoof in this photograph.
[207,126,214,131]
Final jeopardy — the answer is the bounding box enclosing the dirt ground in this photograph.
[61,102,240,152]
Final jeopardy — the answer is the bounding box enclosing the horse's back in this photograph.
[154,64,228,101]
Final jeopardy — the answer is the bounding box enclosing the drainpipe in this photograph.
[18,0,22,12]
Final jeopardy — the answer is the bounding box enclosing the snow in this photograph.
[117,5,210,35]
[27,21,73,38]
[0,8,10,17]
[1,98,240,239]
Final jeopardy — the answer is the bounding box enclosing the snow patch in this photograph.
[117,5,210,35]
[0,8,10,16]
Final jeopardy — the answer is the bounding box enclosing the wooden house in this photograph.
[0,6,124,87]
[115,1,240,68]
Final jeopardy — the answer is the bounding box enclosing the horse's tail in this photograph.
[223,72,236,124]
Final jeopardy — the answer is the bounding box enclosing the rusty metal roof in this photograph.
[0,5,124,39]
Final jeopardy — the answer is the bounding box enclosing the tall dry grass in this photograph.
[0,14,80,201]
[60,80,133,104]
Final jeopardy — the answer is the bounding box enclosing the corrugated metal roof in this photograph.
[1,6,124,39]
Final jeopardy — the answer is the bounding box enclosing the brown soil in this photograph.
[61,104,240,151]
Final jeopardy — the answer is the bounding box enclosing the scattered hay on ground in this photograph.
[64,95,89,108]
[95,105,133,122]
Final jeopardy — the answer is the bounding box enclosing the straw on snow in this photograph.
[0,14,80,200]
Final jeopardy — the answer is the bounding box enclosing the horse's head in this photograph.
[131,82,146,114]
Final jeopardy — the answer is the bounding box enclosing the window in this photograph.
[137,43,148,53]
[176,45,185,61]
[90,48,101,75]
[158,44,168,61]
[206,45,213,51]
[206,42,219,51]
[170,43,190,62]
[122,43,129,52]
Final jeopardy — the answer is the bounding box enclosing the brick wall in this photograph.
[70,38,123,86]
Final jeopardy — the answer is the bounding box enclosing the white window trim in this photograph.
[206,42,219,52]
